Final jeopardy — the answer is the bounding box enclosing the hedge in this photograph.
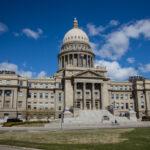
[3,120,49,127]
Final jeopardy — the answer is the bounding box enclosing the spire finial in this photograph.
[73,17,78,28]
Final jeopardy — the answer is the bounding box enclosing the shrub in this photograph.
[3,120,49,127]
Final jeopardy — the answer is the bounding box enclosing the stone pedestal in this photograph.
[128,110,137,122]
[63,107,73,118]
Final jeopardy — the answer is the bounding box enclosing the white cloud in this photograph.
[0,22,8,33]
[0,62,47,78]
[95,60,138,81]
[127,57,135,64]
[0,62,18,72]
[19,71,33,78]
[109,20,119,26]
[93,19,150,60]
[37,71,47,78]
[22,28,43,39]
[87,23,104,36]
[87,20,119,37]
[139,63,150,73]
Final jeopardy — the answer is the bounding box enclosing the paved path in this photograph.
[0,122,150,132]
[0,145,39,150]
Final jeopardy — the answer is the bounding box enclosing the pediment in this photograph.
[73,70,104,79]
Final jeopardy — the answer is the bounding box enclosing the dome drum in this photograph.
[58,18,95,70]
[58,52,94,69]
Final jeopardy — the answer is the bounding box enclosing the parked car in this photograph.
[142,116,150,121]
[7,118,23,123]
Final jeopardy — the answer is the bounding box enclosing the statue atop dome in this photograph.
[73,17,78,28]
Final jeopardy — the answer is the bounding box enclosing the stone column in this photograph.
[10,90,13,109]
[100,83,103,109]
[86,55,88,67]
[92,83,95,109]
[74,82,77,107]
[83,82,86,109]
[72,54,74,66]
[100,83,109,110]
[77,54,79,67]
[2,90,5,108]
[68,54,69,65]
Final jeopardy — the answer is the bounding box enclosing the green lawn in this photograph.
[0,127,150,150]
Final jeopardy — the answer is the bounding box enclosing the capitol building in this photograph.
[0,18,150,123]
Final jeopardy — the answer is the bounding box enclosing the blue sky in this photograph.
[0,0,150,80]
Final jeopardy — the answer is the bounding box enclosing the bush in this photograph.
[3,120,49,127]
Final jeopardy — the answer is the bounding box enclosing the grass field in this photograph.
[0,127,150,150]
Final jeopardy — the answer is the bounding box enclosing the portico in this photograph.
[73,80,104,110]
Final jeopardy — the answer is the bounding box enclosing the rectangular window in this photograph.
[116,94,119,99]
[40,83,43,88]
[6,80,10,85]
[59,114,61,118]
[40,93,43,98]
[0,90,2,96]
[18,91,23,96]
[51,93,54,99]
[116,103,119,109]
[45,84,48,89]
[120,86,123,90]
[18,101,22,108]
[5,101,10,108]
[20,81,23,86]
[39,102,43,109]
[33,102,37,109]
[77,92,80,95]
[95,92,98,95]
[130,94,133,99]
[59,83,62,88]
[140,93,144,99]
[86,92,89,95]
[50,102,54,109]
[59,93,61,102]
[111,94,114,99]
[34,83,37,88]
[126,103,129,109]
[141,102,144,109]
[125,94,128,100]
[120,94,124,100]
[27,102,31,109]
[45,93,48,99]
[5,90,11,96]
[28,93,31,98]
[34,93,37,98]
[0,80,2,84]
[28,83,32,88]
[58,106,61,110]
[115,86,118,90]
[125,86,127,91]
[121,103,124,109]
[45,102,48,109]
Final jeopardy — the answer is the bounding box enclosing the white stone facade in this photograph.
[0,18,150,122]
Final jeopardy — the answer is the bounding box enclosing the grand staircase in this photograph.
[63,110,133,124]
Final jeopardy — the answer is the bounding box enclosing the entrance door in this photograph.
[95,101,99,109]
[86,101,90,110]
[77,101,81,109]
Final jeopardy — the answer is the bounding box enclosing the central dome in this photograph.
[63,18,89,45]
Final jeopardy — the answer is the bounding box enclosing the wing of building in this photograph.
[0,18,150,123]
